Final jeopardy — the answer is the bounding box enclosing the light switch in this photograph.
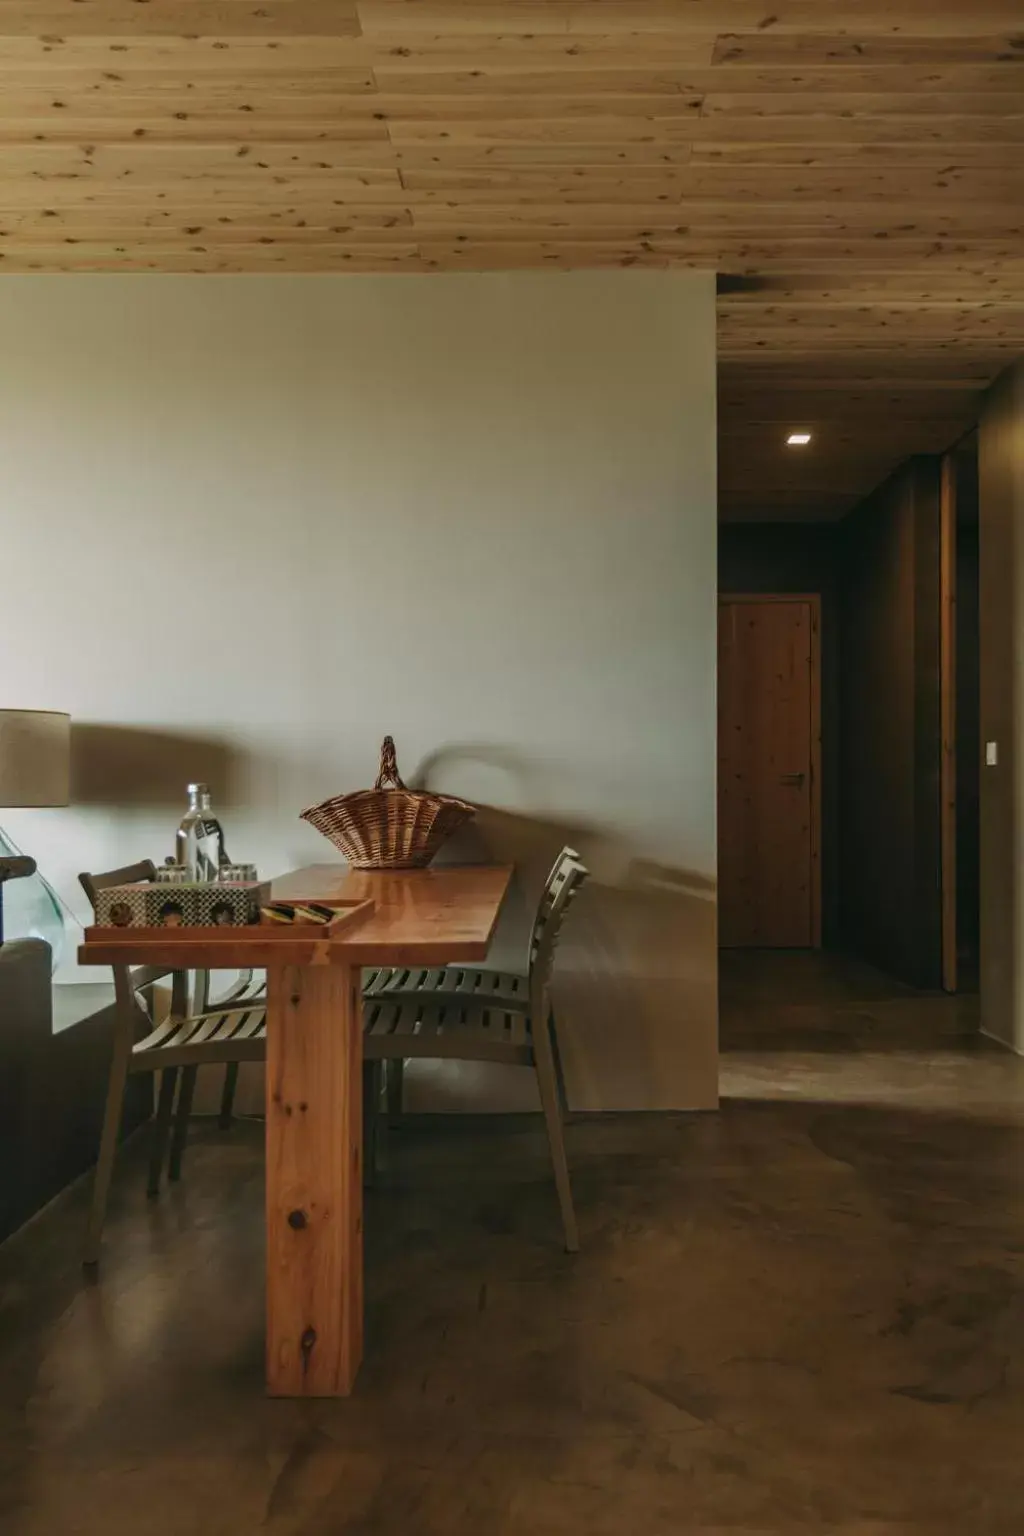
[986,741,999,767]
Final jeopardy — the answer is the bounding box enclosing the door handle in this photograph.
[779,773,806,787]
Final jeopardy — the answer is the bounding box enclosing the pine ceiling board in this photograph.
[355,1,733,34]
[0,75,379,105]
[3,208,415,233]
[0,184,411,207]
[373,63,1024,93]
[692,141,1024,165]
[383,118,703,145]
[701,91,1024,117]
[0,2,364,35]
[0,0,1017,521]
[0,141,404,176]
[719,325,1024,347]
[0,116,396,143]
[397,167,696,194]
[392,143,697,163]
[0,43,375,75]
[719,302,1024,326]
[368,36,716,63]
[404,205,1023,233]
[711,34,1024,64]
[374,91,708,118]
[373,67,714,93]
[720,341,1024,361]
[355,1,1024,35]
[692,116,1024,144]
[0,247,427,271]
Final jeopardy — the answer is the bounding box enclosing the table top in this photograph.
[269,863,512,962]
[79,863,514,970]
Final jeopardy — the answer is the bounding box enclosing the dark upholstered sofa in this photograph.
[0,940,150,1244]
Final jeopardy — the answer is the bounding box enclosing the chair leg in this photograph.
[531,1014,579,1253]
[167,1064,198,1183]
[219,1062,240,1129]
[147,1067,179,1199]
[84,982,136,1267]
[549,1006,571,1119]
[362,1060,382,1186]
[386,1056,404,1121]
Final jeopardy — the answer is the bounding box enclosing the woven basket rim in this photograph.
[300,785,474,822]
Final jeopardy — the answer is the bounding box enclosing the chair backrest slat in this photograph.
[528,848,589,1017]
[79,859,157,911]
[529,846,581,964]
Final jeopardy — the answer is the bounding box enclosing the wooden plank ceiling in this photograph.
[1,1,1021,521]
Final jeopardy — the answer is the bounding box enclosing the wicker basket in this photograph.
[300,737,474,870]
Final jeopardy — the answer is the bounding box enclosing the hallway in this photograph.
[1,957,1022,1535]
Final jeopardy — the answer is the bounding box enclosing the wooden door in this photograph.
[718,596,821,948]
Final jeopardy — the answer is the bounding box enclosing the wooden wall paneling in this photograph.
[954,444,982,976]
[940,451,959,992]
[838,469,918,980]
[838,458,945,987]
[809,597,823,947]
[912,459,945,990]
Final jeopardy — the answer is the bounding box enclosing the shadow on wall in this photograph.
[85,734,718,1115]
[404,744,718,1113]
[71,723,249,808]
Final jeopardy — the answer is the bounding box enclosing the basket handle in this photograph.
[374,736,407,791]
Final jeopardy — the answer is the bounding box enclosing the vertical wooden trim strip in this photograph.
[266,962,363,1396]
[940,453,958,993]
[808,595,823,949]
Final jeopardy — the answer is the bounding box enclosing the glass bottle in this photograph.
[175,783,228,880]
[198,786,228,879]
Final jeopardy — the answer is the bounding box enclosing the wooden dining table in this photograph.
[79,861,513,1398]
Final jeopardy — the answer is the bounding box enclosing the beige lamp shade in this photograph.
[0,710,71,807]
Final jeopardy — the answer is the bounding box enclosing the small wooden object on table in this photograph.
[79,863,512,1398]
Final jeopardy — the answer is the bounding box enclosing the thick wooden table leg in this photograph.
[265,962,363,1396]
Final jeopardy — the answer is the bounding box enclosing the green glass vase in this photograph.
[0,828,65,974]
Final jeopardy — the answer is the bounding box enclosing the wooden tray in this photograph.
[81,898,375,969]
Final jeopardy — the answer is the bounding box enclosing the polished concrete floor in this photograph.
[3,953,1024,1534]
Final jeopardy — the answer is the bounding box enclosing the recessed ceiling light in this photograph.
[786,431,812,446]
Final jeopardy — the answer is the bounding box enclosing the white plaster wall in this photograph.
[0,271,717,1109]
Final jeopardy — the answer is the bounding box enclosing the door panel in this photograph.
[718,597,820,948]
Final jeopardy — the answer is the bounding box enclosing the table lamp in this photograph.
[0,709,71,971]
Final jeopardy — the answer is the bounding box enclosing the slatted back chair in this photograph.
[363,851,589,1251]
[364,845,583,1011]
[79,861,266,1265]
